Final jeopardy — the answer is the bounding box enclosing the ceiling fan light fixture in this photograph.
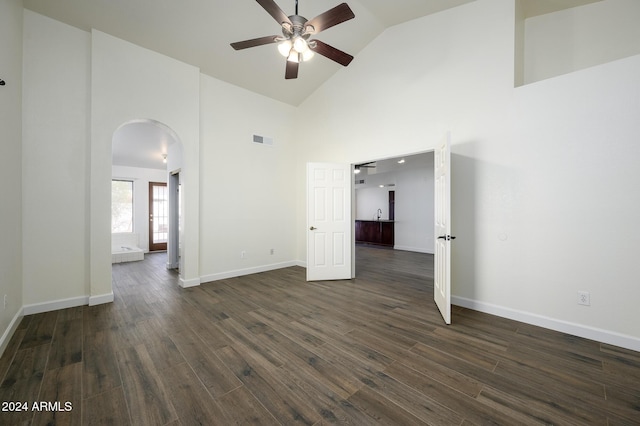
[278,40,292,57]
[292,37,308,53]
[287,51,300,63]
[302,49,314,61]
[229,0,356,79]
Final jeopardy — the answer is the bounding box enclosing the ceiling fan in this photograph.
[354,162,375,174]
[230,0,355,79]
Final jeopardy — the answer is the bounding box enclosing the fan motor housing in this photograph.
[284,14,312,38]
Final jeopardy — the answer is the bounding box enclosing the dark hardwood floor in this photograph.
[1,246,639,425]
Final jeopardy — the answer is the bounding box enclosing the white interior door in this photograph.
[307,162,352,281]
[434,134,453,324]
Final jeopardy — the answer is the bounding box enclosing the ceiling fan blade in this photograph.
[285,60,299,79]
[309,40,353,67]
[305,3,355,34]
[256,0,293,26]
[230,35,280,50]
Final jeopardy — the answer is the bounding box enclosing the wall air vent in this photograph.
[253,134,273,145]
[355,179,365,184]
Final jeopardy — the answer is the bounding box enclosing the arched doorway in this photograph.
[111,119,184,276]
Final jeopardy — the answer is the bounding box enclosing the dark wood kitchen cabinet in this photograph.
[355,220,394,247]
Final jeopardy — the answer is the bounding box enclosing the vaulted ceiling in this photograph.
[22,0,474,106]
[23,0,600,106]
[22,0,601,168]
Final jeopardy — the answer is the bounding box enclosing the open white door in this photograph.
[307,162,352,281]
[434,134,453,324]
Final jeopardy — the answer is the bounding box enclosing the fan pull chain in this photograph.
[295,0,298,15]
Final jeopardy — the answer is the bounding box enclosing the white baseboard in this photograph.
[393,245,434,254]
[0,307,24,358]
[200,261,299,284]
[24,296,89,315]
[452,296,640,352]
[89,292,114,306]
[179,277,201,288]
[295,260,307,268]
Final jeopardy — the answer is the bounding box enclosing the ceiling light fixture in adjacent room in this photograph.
[162,154,167,164]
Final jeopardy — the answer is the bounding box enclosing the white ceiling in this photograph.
[23,0,601,106]
[112,121,177,170]
[355,152,434,189]
[522,0,601,18]
[24,0,475,106]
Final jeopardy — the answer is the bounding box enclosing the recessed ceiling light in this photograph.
[397,159,405,164]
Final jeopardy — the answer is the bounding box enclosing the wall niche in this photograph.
[515,0,640,87]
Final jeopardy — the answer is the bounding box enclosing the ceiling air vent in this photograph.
[253,134,273,145]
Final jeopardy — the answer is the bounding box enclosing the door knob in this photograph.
[437,235,456,241]
[310,226,317,231]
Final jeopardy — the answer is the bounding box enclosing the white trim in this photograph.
[23,296,89,315]
[295,260,307,268]
[452,296,640,352]
[89,292,114,306]
[393,245,434,254]
[179,277,201,288]
[200,261,299,284]
[0,307,24,358]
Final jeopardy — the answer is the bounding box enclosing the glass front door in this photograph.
[149,182,168,251]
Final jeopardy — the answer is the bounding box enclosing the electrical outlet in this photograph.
[270,249,275,255]
[3,294,7,309]
[240,250,246,259]
[577,291,590,306]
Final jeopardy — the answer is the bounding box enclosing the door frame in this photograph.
[149,181,168,252]
[167,170,181,270]
[350,147,442,292]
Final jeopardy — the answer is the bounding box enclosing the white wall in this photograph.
[394,158,435,254]
[91,30,201,291]
[524,0,640,84]
[0,0,24,354]
[112,165,167,252]
[296,0,640,349]
[20,10,297,303]
[11,0,640,352]
[356,186,390,221]
[199,76,298,281]
[22,10,91,308]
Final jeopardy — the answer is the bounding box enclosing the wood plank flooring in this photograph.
[1,246,639,425]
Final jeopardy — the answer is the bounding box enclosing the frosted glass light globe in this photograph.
[278,40,292,57]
